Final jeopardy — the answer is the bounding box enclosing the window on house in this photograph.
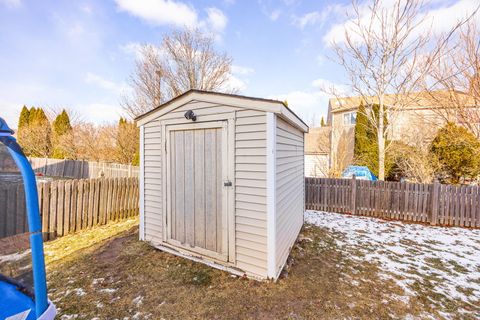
[343,112,357,125]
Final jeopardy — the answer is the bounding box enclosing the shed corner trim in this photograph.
[266,112,277,278]
[139,125,145,241]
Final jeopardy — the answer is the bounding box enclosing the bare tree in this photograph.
[330,129,353,177]
[122,28,234,118]
[426,21,480,138]
[19,125,51,158]
[56,123,116,162]
[327,0,466,180]
[391,143,439,183]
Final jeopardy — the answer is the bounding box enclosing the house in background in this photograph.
[136,90,308,280]
[326,90,478,175]
[304,126,330,177]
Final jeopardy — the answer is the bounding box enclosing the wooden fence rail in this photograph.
[305,177,480,228]
[0,177,139,240]
[28,157,139,179]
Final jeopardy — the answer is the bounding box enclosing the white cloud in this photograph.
[80,4,93,15]
[114,0,228,34]
[78,103,125,124]
[294,11,323,29]
[269,9,281,21]
[0,100,23,130]
[311,78,348,95]
[323,0,480,45]
[225,65,255,92]
[225,74,248,92]
[84,72,129,95]
[269,79,348,126]
[424,0,480,34]
[283,0,298,6]
[0,0,21,8]
[270,90,328,126]
[206,7,227,32]
[0,79,124,128]
[114,0,199,28]
[67,23,85,38]
[293,4,347,29]
[120,42,144,59]
[231,65,255,75]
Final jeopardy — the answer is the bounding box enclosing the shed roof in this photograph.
[135,89,308,132]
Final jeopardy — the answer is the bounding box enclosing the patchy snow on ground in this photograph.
[305,210,480,316]
[0,249,30,263]
[98,288,118,294]
[132,295,144,307]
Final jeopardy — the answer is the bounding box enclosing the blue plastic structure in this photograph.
[341,165,378,181]
[0,117,56,319]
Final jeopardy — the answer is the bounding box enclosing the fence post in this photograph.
[431,180,440,225]
[350,175,357,215]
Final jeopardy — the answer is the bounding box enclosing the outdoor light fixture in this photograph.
[184,110,197,121]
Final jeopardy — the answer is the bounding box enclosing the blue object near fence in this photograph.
[341,165,378,181]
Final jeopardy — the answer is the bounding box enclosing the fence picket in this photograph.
[41,182,50,239]
[15,183,26,234]
[70,180,77,233]
[57,181,65,236]
[76,180,83,231]
[88,179,95,227]
[82,180,89,229]
[0,177,140,239]
[64,181,71,232]
[49,182,57,239]
[304,177,480,229]
[475,186,480,227]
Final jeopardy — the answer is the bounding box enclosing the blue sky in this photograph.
[0,0,475,128]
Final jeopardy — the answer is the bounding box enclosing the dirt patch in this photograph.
[93,231,133,266]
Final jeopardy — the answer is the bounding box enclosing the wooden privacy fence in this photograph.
[305,177,480,228]
[0,177,139,239]
[0,181,27,239]
[29,157,139,179]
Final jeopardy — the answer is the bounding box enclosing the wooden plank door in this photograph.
[166,121,228,261]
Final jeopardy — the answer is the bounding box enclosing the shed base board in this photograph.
[150,242,266,281]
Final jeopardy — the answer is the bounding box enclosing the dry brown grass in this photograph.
[46,223,437,320]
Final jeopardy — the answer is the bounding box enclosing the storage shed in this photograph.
[136,90,308,280]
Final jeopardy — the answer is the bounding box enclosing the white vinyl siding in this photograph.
[142,100,268,278]
[235,110,268,277]
[143,121,163,244]
[275,117,304,275]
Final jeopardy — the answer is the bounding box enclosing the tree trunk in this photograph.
[378,134,385,180]
[378,100,385,180]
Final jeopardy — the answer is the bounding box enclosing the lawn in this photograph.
[11,212,480,319]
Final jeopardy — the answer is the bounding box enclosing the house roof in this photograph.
[304,126,330,155]
[329,90,476,113]
[135,89,308,132]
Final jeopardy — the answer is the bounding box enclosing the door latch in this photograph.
[223,181,232,187]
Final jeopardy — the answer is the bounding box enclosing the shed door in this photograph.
[166,122,228,261]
